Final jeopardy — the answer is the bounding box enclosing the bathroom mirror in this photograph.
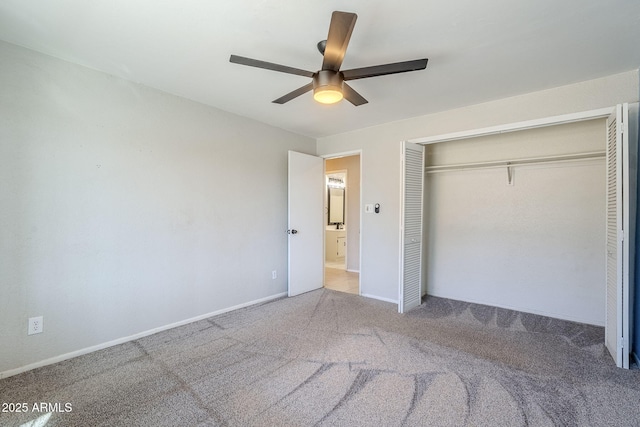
[328,187,345,225]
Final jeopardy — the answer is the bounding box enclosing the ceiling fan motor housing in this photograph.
[313,70,344,101]
[314,70,343,90]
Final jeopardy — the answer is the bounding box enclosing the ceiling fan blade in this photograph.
[342,58,428,81]
[230,55,314,78]
[322,11,357,72]
[342,83,368,106]
[272,82,314,104]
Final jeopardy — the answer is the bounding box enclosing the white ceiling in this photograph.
[1,0,639,138]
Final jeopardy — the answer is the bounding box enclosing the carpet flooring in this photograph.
[1,289,640,426]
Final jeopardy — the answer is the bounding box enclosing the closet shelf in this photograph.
[425,151,605,173]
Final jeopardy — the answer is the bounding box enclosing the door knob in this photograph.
[287,229,298,234]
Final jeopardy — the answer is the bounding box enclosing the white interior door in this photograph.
[605,103,635,369]
[288,151,324,297]
[399,142,424,313]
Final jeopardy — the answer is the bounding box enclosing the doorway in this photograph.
[324,154,361,294]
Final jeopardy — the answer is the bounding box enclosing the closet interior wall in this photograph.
[423,118,607,325]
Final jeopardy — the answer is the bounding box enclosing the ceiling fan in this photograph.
[229,11,428,106]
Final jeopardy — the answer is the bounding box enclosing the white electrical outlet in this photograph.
[28,316,43,335]
[272,270,277,279]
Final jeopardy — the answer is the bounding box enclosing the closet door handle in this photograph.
[287,229,298,234]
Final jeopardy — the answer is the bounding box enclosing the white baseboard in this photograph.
[0,292,287,380]
[361,293,398,304]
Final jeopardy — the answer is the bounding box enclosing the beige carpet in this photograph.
[1,289,639,426]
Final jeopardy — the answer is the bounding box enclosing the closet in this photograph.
[422,119,607,325]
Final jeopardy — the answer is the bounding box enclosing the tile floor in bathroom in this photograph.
[324,264,359,294]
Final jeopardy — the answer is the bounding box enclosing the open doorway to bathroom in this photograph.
[324,155,360,294]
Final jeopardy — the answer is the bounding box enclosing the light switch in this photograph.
[365,204,374,213]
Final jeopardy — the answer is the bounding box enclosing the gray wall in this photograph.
[317,70,639,304]
[0,41,315,375]
[2,37,639,375]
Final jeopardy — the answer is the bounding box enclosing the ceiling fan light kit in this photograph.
[230,11,428,106]
[313,70,344,104]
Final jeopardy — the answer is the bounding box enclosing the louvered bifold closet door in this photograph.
[604,103,633,368]
[605,108,622,365]
[400,142,424,313]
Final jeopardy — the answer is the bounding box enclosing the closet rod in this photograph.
[425,151,605,173]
